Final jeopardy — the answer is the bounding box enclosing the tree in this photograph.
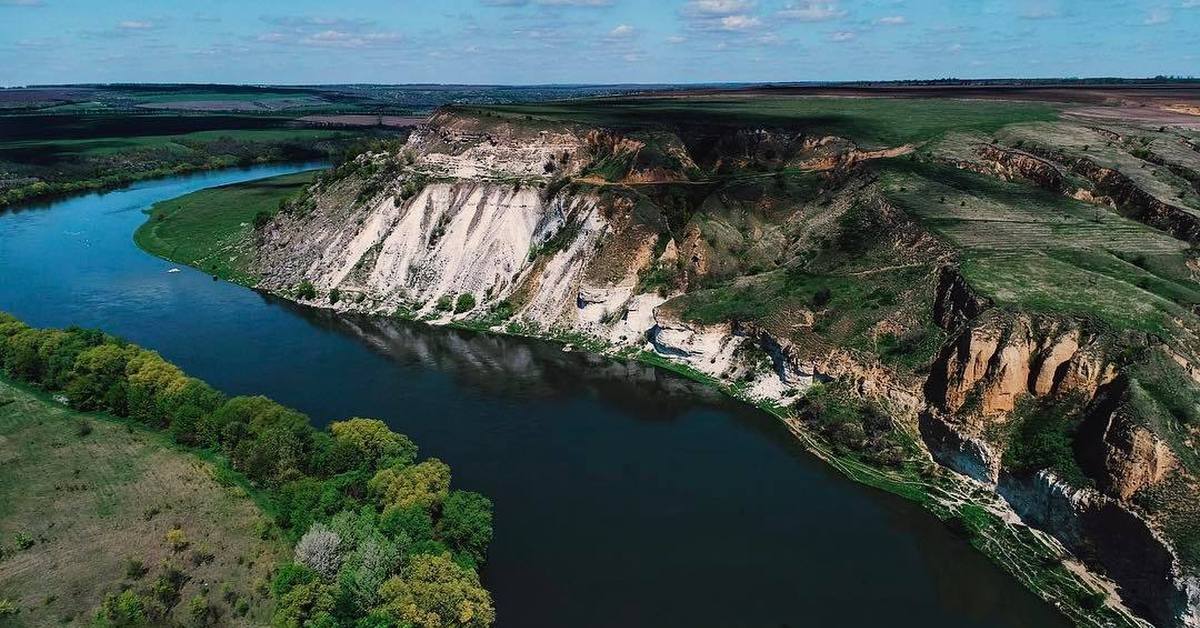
[295,523,343,580]
[161,378,225,446]
[376,553,495,628]
[330,418,417,471]
[271,562,318,598]
[380,505,434,544]
[437,491,493,565]
[65,342,135,412]
[125,350,188,426]
[338,533,400,609]
[272,580,337,628]
[210,396,313,483]
[369,459,451,511]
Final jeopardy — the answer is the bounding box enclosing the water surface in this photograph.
[0,165,1069,628]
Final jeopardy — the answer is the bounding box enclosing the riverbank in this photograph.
[0,160,1088,628]
[130,169,1145,628]
[0,312,496,627]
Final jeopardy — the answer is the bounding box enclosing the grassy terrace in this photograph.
[879,158,1198,337]
[0,377,283,625]
[134,169,319,285]
[465,95,1061,147]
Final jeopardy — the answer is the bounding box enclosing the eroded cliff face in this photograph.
[918,300,1200,627]
[250,108,1200,627]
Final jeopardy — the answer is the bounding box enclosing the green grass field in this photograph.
[467,96,1061,147]
[134,170,320,285]
[878,158,1198,336]
[0,377,283,626]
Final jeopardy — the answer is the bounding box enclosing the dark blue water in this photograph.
[0,165,1069,628]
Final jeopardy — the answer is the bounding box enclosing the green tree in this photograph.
[272,580,337,628]
[376,553,495,628]
[369,459,451,511]
[330,418,417,471]
[437,491,493,565]
[65,342,135,412]
[297,281,317,300]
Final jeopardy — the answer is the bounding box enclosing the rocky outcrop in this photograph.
[1076,380,1177,501]
[972,144,1069,193]
[925,315,1114,417]
[1071,157,1200,244]
[1000,470,1199,628]
[933,265,991,330]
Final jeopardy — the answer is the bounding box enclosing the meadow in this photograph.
[0,377,284,626]
[134,170,320,285]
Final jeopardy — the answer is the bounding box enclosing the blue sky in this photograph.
[1,0,1196,86]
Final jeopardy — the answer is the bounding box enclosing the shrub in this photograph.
[436,295,453,312]
[296,281,317,300]
[76,419,93,437]
[253,210,273,230]
[186,594,214,626]
[125,557,148,580]
[328,289,340,305]
[166,527,189,551]
[96,590,145,625]
[0,598,16,617]
[454,293,477,314]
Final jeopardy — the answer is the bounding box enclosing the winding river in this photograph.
[0,164,1070,628]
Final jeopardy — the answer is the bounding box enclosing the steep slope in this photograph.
[236,95,1200,627]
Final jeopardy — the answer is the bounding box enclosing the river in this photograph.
[0,164,1070,628]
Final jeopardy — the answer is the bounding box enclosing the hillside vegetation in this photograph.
[0,313,495,627]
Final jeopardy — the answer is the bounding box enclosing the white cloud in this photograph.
[680,0,765,32]
[608,24,635,38]
[0,0,45,6]
[876,15,906,25]
[666,35,687,44]
[118,20,156,30]
[777,2,846,22]
[719,14,761,30]
[682,0,757,17]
